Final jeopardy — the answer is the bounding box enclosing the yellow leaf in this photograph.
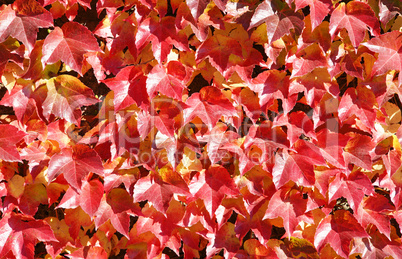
[383,102,401,133]
[45,217,74,243]
[7,174,25,198]
[392,15,402,32]
[244,239,270,256]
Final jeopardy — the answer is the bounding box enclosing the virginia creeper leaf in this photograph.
[329,2,379,48]
[95,195,131,238]
[186,0,209,20]
[343,133,375,171]
[263,188,308,239]
[133,172,189,214]
[42,21,101,75]
[79,179,103,217]
[136,15,188,63]
[102,66,149,111]
[42,74,99,125]
[0,0,53,53]
[328,170,374,212]
[196,34,243,74]
[295,0,330,30]
[315,210,369,258]
[206,222,240,258]
[250,0,302,44]
[183,86,237,130]
[188,165,239,217]
[338,85,377,130]
[0,124,26,162]
[146,61,190,100]
[0,212,57,259]
[355,193,393,240]
[314,129,350,169]
[272,139,326,189]
[47,144,104,190]
[362,31,402,86]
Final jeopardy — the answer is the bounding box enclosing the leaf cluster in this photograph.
[0,0,402,258]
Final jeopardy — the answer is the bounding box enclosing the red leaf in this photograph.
[0,212,57,259]
[102,66,149,111]
[47,119,73,149]
[64,207,92,240]
[186,0,209,20]
[328,170,374,212]
[146,61,190,100]
[314,129,350,169]
[183,86,237,130]
[243,239,278,258]
[200,122,240,164]
[329,2,379,48]
[196,34,243,74]
[295,0,330,30]
[0,0,53,53]
[136,15,188,63]
[68,246,108,259]
[106,187,135,213]
[146,96,186,138]
[314,167,342,196]
[42,21,101,75]
[94,12,137,57]
[289,43,328,78]
[21,40,45,81]
[133,171,189,214]
[343,133,375,171]
[96,0,125,15]
[350,228,402,259]
[250,0,302,44]
[57,186,80,210]
[136,200,185,248]
[47,144,104,190]
[19,183,48,216]
[0,124,26,162]
[239,123,289,175]
[188,165,239,217]
[338,85,377,130]
[232,87,261,124]
[206,222,240,258]
[95,113,142,159]
[44,217,74,258]
[0,43,24,77]
[356,194,394,240]
[154,127,200,169]
[41,74,99,125]
[235,196,272,245]
[274,111,316,146]
[79,179,103,217]
[0,83,36,123]
[249,70,297,114]
[362,31,402,86]
[95,196,131,238]
[249,0,275,29]
[272,139,326,189]
[264,188,308,239]
[314,210,369,258]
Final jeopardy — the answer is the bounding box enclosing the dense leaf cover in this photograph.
[0,0,401,258]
